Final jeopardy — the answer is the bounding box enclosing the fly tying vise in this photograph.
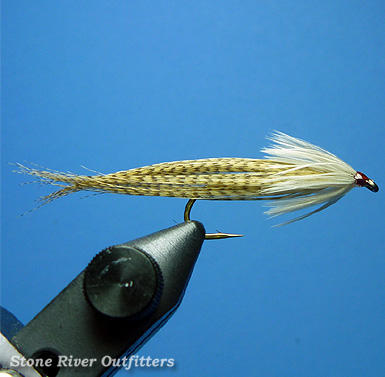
[14,132,378,239]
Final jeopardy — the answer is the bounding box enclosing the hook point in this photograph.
[184,199,242,240]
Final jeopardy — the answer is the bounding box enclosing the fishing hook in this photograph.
[183,199,243,240]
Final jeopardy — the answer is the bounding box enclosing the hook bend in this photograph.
[183,199,243,240]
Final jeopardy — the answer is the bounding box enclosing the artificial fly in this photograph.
[14,131,378,238]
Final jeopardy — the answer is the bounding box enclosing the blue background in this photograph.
[2,1,384,376]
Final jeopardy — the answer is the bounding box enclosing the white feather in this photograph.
[260,131,357,224]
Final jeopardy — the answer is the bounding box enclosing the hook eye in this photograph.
[355,172,379,193]
[365,179,379,193]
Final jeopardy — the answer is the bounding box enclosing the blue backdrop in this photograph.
[2,1,384,376]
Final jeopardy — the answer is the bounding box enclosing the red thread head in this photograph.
[354,171,379,192]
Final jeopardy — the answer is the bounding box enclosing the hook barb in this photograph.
[183,199,243,240]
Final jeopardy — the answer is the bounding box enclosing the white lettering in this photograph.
[34,358,52,367]
[26,359,35,367]
[121,355,175,370]
[57,355,68,367]
[7,354,175,370]
[10,355,20,367]
[167,358,175,367]
[10,356,55,368]
[101,355,112,367]
[88,358,97,367]
[126,355,137,370]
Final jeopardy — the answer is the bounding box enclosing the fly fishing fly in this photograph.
[14,131,378,237]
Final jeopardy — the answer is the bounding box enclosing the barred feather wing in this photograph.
[13,131,377,227]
